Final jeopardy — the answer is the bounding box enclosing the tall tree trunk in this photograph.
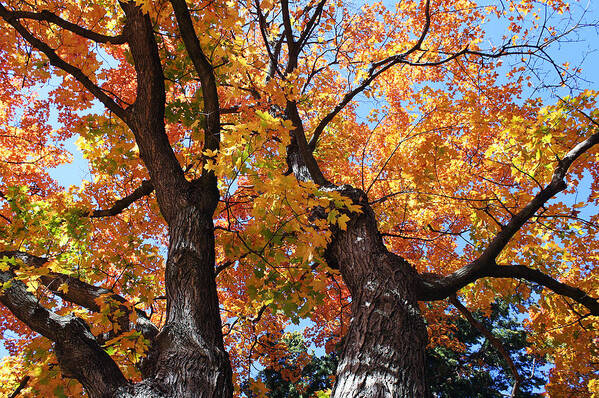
[120,4,233,396]
[285,130,429,396]
[326,187,429,398]
[146,206,233,397]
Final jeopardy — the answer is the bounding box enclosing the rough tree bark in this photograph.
[121,3,233,395]
[324,187,428,398]
[285,85,430,394]
[145,206,232,397]
[0,1,234,396]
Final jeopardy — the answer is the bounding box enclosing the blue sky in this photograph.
[2,0,599,392]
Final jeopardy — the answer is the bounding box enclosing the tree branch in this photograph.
[419,261,599,316]
[89,180,154,218]
[254,0,283,80]
[488,265,599,316]
[419,129,599,301]
[119,2,194,225]
[169,0,220,153]
[278,0,330,186]
[285,100,329,186]
[167,0,223,217]
[9,9,126,44]
[0,3,128,120]
[449,295,522,397]
[281,0,296,63]
[0,251,159,341]
[0,255,127,397]
[296,0,328,51]
[8,376,29,398]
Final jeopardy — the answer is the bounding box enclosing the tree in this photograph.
[242,332,338,398]
[0,0,598,397]
[247,300,549,398]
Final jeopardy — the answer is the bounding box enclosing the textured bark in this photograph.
[420,130,599,302]
[0,269,128,398]
[121,3,189,226]
[283,102,430,396]
[325,187,429,398]
[116,5,233,396]
[144,206,233,397]
[280,8,427,393]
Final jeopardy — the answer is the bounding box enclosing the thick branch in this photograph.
[281,0,296,69]
[255,0,283,79]
[278,0,331,186]
[450,295,522,397]
[286,100,329,186]
[0,251,159,340]
[420,263,599,317]
[479,132,599,262]
[0,255,127,397]
[169,0,220,153]
[0,268,64,343]
[44,272,159,340]
[420,130,599,300]
[120,2,192,225]
[0,3,127,120]
[9,9,126,44]
[8,376,30,398]
[168,0,222,216]
[488,265,599,316]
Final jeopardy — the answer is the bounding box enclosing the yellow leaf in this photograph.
[337,214,350,230]
[203,149,219,157]
[57,283,69,294]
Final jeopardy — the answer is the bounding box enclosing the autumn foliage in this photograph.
[0,0,598,397]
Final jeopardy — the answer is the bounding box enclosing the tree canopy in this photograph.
[0,0,598,397]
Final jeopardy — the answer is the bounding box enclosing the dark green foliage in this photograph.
[428,300,547,398]
[243,332,337,398]
[247,300,548,397]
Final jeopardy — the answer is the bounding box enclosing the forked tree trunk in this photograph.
[326,187,429,398]
[118,4,234,395]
